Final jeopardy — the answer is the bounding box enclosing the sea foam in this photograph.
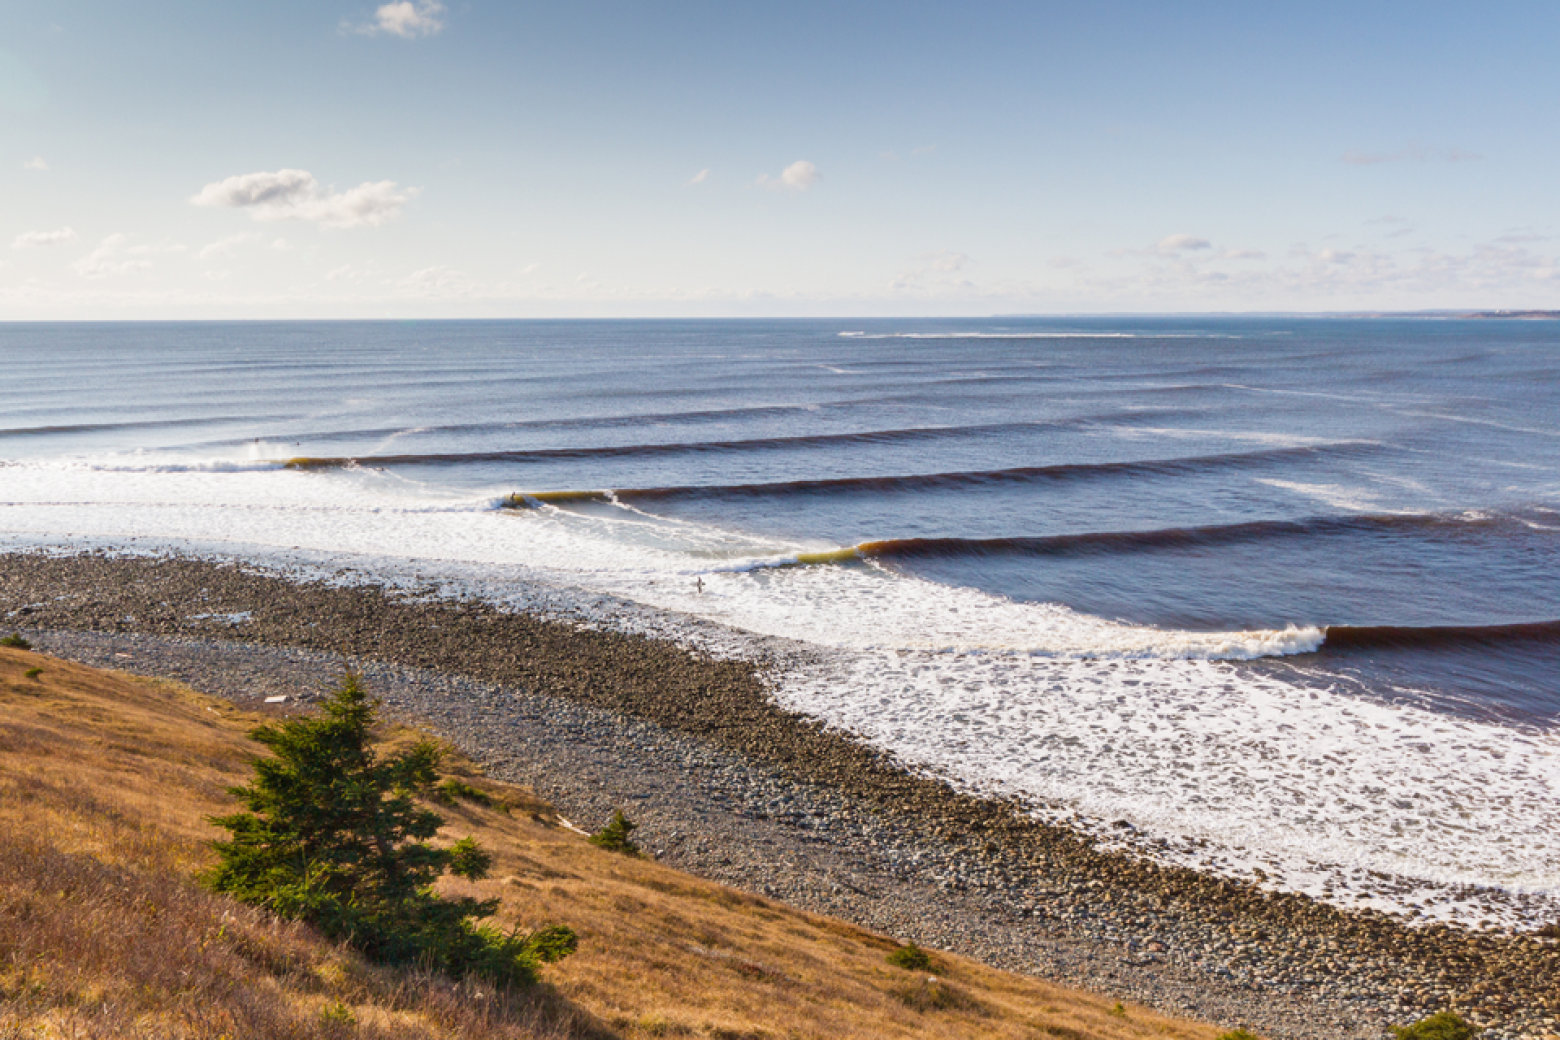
[3,455,1557,926]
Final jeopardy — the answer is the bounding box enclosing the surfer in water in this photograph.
[695,576,704,594]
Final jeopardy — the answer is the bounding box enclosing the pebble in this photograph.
[3,550,1557,1040]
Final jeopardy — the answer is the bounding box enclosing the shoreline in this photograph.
[2,550,1557,1039]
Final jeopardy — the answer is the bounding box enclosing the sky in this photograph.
[2,1,1558,318]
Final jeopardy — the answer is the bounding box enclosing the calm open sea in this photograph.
[3,317,1557,922]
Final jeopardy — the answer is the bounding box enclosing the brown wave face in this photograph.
[850,511,1534,561]
[612,442,1383,501]
[498,490,613,508]
[274,410,1273,471]
[1322,619,1560,651]
[481,442,1386,507]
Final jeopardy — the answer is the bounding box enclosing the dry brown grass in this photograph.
[0,647,1229,1040]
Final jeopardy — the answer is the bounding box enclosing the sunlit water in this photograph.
[2,317,1557,925]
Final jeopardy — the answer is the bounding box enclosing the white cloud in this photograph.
[22,156,48,172]
[190,169,415,228]
[13,227,77,248]
[1223,248,1267,260]
[758,159,819,191]
[688,168,710,185]
[72,234,147,277]
[1155,233,1212,255]
[350,0,446,38]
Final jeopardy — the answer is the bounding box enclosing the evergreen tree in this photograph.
[588,808,640,855]
[207,672,574,985]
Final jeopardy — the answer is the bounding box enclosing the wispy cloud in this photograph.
[197,232,261,261]
[13,227,77,249]
[72,234,184,277]
[688,168,710,186]
[398,265,473,297]
[347,0,446,38]
[1154,233,1212,255]
[891,250,975,294]
[757,159,819,192]
[22,156,48,172]
[1341,143,1481,166]
[191,169,415,228]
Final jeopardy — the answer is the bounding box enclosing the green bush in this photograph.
[1391,1012,1479,1040]
[24,667,42,679]
[436,777,495,807]
[890,976,983,1014]
[320,1002,356,1026]
[589,808,640,855]
[0,633,32,649]
[1217,1030,1263,1040]
[206,672,574,987]
[886,941,933,971]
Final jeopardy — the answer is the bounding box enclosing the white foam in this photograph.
[1256,477,1408,514]
[3,455,1557,925]
[772,649,1560,925]
[38,456,289,474]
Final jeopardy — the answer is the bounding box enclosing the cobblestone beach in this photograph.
[2,550,1556,1039]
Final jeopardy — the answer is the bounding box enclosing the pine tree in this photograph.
[588,808,640,855]
[207,672,574,985]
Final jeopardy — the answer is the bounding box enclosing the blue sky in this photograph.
[3,1,1557,317]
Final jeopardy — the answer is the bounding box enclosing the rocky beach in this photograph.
[1,549,1556,1039]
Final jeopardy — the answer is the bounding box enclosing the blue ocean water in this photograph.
[3,317,1558,919]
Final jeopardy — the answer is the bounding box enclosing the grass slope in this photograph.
[0,646,1232,1040]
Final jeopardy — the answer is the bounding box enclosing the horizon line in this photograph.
[1,308,1556,325]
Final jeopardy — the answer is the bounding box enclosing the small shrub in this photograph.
[886,941,933,971]
[436,777,494,807]
[522,924,579,963]
[320,1001,356,1026]
[206,672,573,987]
[589,809,640,855]
[24,667,42,679]
[1535,921,1560,938]
[446,836,493,880]
[891,975,983,1014]
[1,633,32,649]
[1391,1012,1479,1040]
[1218,1030,1262,1040]
[1108,1002,1128,1018]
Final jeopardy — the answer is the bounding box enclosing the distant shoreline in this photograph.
[2,310,1557,326]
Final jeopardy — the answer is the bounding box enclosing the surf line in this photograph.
[498,490,614,507]
[714,540,938,570]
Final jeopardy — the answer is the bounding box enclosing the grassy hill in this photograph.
[0,644,1230,1040]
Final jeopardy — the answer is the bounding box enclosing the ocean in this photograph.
[2,317,1557,925]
